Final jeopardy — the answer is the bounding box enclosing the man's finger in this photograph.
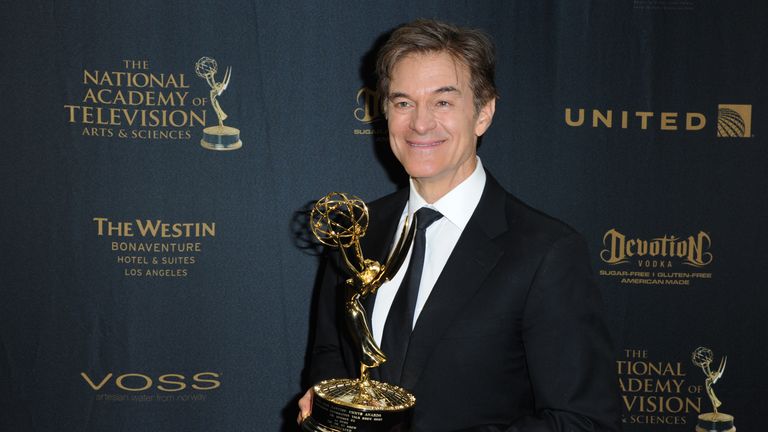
[296,388,314,425]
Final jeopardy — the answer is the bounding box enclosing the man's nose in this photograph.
[409,105,436,134]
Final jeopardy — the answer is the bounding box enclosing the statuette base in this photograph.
[301,378,415,432]
[695,413,735,432]
[200,125,242,151]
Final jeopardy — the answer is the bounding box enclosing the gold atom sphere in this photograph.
[310,192,369,248]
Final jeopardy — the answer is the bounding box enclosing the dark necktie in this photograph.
[379,207,443,384]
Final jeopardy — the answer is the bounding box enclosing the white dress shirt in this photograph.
[371,157,487,345]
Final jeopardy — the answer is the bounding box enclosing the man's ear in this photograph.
[474,98,496,136]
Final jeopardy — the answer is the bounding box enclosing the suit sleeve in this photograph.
[308,252,351,385]
[508,233,622,432]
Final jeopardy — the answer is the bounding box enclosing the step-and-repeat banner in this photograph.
[2,1,766,430]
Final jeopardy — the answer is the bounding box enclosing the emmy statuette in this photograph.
[302,193,417,432]
[194,56,242,151]
[692,347,735,432]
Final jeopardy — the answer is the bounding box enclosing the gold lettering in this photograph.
[685,231,713,267]
[564,107,708,132]
[602,229,711,267]
[135,219,162,237]
[354,87,382,123]
[63,105,204,127]
[115,373,152,392]
[157,374,186,392]
[564,108,585,127]
[92,218,134,237]
[636,111,654,129]
[660,112,677,130]
[83,70,100,85]
[675,240,687,258]
[649,240,660,256]
[81,70,190,89]
[686,112,706,130]
[82,88,98,104]
[636,239,648,255]
[191,372,222,390]
[63,105,80,122]
[600,228,628,264]
[132,220,215,238]
[189,110,206,126]
[80,372,112,390]
[622,396,700,414]
[592,109,612,127]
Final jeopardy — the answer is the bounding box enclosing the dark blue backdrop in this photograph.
[2,1,766,430]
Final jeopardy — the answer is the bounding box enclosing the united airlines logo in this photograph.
[716,104,752,138]
[564,104,753,138]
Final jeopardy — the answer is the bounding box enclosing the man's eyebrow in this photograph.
[389,86,460,100]
[435,86,459,94]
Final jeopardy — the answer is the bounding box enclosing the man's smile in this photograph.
[406,139,445,148]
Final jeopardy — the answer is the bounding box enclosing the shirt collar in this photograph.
[407,157,486,231]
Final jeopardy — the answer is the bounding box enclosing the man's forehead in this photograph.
[389,51,469,93]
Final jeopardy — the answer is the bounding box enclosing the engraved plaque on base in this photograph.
[695,413,735,432]
[302,379,415,432]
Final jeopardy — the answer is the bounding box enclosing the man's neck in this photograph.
[411,159,478,204]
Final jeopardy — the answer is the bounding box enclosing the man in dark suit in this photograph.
[299,19,621,431]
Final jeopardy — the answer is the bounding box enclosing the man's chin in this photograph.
[404,165,440,181]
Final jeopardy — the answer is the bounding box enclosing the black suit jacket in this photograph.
[309,172,622,432]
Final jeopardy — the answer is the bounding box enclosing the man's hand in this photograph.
[296,388,314,425]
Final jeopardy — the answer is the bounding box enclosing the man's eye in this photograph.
[394,101,410,108]
[436,100,451,107]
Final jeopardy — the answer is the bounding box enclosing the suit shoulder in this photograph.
[483,172,579,243]
[502,192,582,247]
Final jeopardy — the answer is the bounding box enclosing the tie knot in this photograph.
[415,207,443,231]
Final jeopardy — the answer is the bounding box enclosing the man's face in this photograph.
[386,51,494,193]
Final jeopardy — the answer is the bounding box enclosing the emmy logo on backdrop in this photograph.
[302,192,417,432]
[195,56,242,151]
[692,347,735,432]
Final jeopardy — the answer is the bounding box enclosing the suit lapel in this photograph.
[400,174,509,390]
